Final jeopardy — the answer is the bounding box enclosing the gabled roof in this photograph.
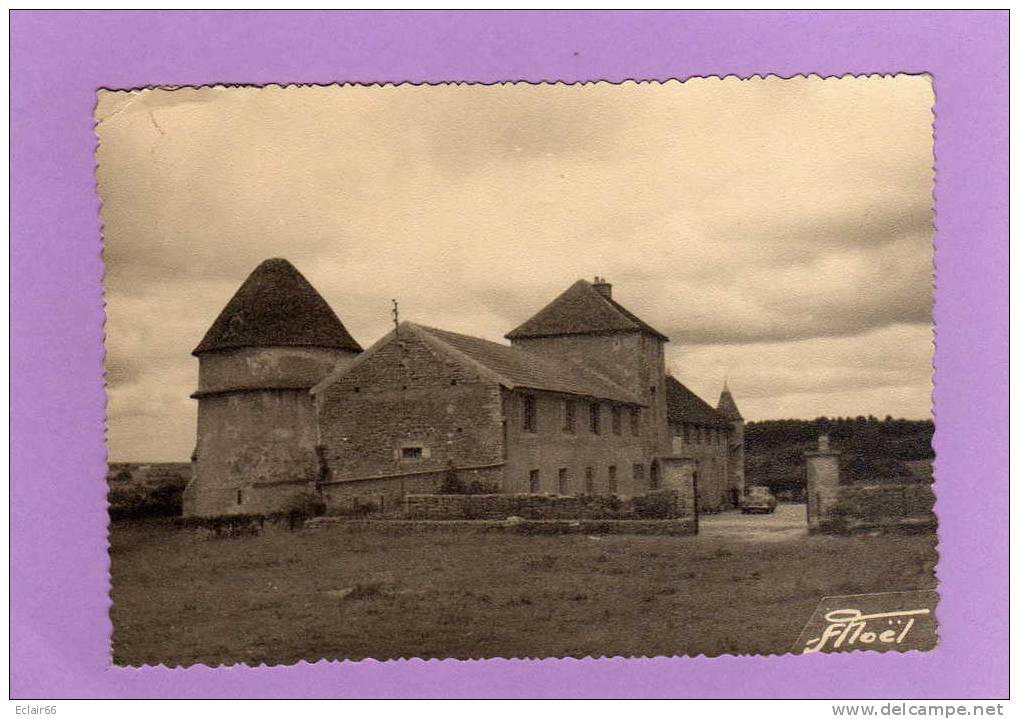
[665,375,731,428]
[193,258,363,355]
[313,322,643,406]
[505,279,669,341]
[716,383,743,421]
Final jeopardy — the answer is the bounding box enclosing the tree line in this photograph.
[744,416,934,500]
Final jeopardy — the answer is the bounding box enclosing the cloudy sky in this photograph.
[97,76,934,462]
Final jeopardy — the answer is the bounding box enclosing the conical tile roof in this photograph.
[505,279,668,341]
[193,258,362,355]
[716,383,743,421]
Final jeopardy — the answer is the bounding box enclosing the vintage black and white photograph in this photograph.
[98,77,937,666]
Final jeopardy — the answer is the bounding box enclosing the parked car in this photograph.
[742,486,777,514]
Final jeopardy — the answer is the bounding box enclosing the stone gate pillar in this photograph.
[805,434,841,531]
[660,455,699,532]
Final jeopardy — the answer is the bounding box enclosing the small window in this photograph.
[529,469,541,494]
[650,462,660,490]
[523,395,537,432]
[607,465,618,495]
[633,463,645,485]
[589,403,601,434]
[694,425,702,443]
[611,406,622,435]
[401,446,424,460]
[236,489,243,505]
[683,424,691,443]
[558,468,569,495]
[630,407,640,435]
[584,467,594,494]
[563,400,576,433]
[650,386,656,401]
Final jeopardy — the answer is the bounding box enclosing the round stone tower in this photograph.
[183,258,362,517]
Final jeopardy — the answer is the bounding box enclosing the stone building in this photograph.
[183,261,745,516]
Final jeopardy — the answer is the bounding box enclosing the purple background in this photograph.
[10,11,1008,698]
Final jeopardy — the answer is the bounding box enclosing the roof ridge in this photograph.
[415,323,643,405]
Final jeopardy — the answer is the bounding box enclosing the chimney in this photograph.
[592,276,612,299]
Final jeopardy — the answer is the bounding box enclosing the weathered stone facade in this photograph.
[501,388,652,497]
[186,347,357,517]
[313,327,507,506]
[507,332,670,459]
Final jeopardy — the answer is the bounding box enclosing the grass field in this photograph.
[110,517,937,666]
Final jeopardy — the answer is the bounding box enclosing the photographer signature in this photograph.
[802,607,930,654]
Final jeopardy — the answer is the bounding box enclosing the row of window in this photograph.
[527,463,660,495]
[679,424,729,446]
[523,396,641,436]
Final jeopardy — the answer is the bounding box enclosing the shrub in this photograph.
[439,469,466,494]
[275,491,327,530]
[632,491,680,519]
[843,454,913,484]
[108,480,186,520]
[177,514,265,538]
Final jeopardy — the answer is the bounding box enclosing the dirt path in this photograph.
[698,502,808,542]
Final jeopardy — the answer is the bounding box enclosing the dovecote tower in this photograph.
[183,258,362,517]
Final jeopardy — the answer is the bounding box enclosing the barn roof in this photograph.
[505,279,669,341]
[665,375,731,428]
[314,322,643,406]
[193,258,362,355]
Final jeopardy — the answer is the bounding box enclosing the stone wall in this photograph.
[403,491,689,520]
[308,516,697,536]
[320,466,504,516]
[805,436,935,533]
[820,483,936,533]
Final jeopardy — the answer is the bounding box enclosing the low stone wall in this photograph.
[403,491,688,521]
[819,483,936,533]
[320,466,504,517]
[306,516,697,536]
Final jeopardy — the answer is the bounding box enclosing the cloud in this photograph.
[97,77,934,461]
[670,323,933,422]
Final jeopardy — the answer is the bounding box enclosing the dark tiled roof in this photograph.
[665,375,731,428]
[505,280,669,341]
[193,258,363,355]
[716,385,743,421]
[414,324,643,405]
